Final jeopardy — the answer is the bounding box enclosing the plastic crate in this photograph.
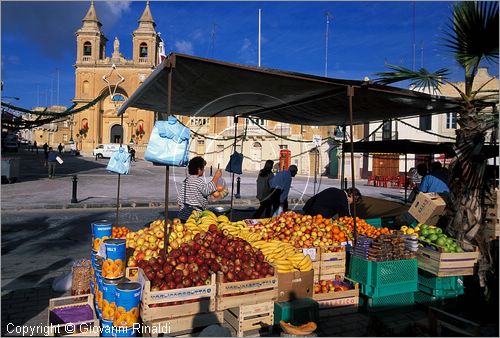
[361,280,417,297]
[348,255,418,288]
[365,218,382,228]
[418,270,464,292]
[274,298,319,326]
[418,284,464,298]
[414,291,456,305]
[366,292,415,311]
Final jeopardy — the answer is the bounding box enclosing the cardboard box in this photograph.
[277,270,314,302]
[409,192,446,225]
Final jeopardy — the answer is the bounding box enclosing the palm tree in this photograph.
[376,1,498,292]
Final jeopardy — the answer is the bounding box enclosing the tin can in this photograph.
[113,326,136,337]
[103,239,126,279]
[102,278,125,321]
[113,282,141,329]
[95,260,104,313]
[92,220,113,253]
[101,319,114,337]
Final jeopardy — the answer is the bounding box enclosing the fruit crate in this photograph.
[417,242,479,277]
[142,311,224,337]
[418,270,464,293]
[313,277,359,317]
[224,301,274,337]
[319,247,346,275]
[47,294,99,336]
[348,255,418,288]
[215,271,278,311]
[126,267,216,322]
[365,291,415,312]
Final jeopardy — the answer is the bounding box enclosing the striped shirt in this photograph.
[177,175,216,210]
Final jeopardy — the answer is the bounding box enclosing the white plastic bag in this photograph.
[52,271,72,292]
[272,206,283,217]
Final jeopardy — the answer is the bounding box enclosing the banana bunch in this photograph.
[250,240,313,273]
[183,210,218,233]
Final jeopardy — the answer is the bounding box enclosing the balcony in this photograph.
[82,56,92,62]
[138,57,149,64]
[222,124,291,137]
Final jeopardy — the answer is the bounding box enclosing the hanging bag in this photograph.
[106,146,131,174]
[144,116,190,166]
[225,151,243,175]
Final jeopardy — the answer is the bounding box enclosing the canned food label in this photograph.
[102,279,122,321]
[103,239,126,279]
[113,326,136,337]
[114,282,141,328]
[101,319,114,337]
[92,221,112,252]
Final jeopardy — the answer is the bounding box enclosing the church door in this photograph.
[110,124,123,144]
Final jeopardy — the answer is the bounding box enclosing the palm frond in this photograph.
[443,1,499,69]
[374,64,449,94]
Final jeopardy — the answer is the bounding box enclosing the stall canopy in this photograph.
[117,53,461,125]
[342,140,499,158]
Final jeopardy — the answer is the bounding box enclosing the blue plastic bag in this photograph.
[144,116,190,167]
[106,146,131,174]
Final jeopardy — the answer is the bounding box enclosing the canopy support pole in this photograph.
[404,153,408,203]
[341,124,346,189]
[347,86,357,246]
[229,116,238,221]
[115,113,125,227]
[164,63,173,254]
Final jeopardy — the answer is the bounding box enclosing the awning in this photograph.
[117,53,461,125]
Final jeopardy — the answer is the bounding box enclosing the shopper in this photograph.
[43,143,49,166]
[252,160,275,219]
[420,161,449,194]
[58,143,64,154]
[269,165,298,215]
[303,187,362,219]
[177,156,222,222]
[47,147,58,178]
[129,147,136,162]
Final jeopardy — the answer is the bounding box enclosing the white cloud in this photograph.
[175,40,194,55]
[104,1,131,17]
[239,38,256,64]
[191,29,204,42]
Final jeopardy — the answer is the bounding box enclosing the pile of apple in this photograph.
[416,224,464,253]
[314,278,353,294]
[251,211,342,248]
[126,219,195,267]
[136,224,274,293]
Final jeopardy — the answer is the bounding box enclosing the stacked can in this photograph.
[113,282,142,336]
[91,220,112,320]
[101,278,127,337]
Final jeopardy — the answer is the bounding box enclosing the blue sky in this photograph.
[1,1,498,109]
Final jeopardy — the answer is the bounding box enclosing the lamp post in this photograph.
[127,119,137,144]
[69,116,77,142]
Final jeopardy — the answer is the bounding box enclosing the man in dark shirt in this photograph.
[303,187,362,218]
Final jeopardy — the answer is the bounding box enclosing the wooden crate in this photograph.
[47,294,99,336]
[224,301,274,337]
[417,243,479,277]
[319,247,346,275]
[142,311,224,337]
[313,277,359,317]
[126,267,216,322]
[215,271,278,311]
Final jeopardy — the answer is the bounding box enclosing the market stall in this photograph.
[48,53,481,337]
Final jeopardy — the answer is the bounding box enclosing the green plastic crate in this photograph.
[366,292,415,311]
[418,270,464,292]
[361,280,417,297]
[418,284,464,298]
[274,298,319,326]
[349,255,418,288]
[365,218,382,228]
[414,291,457,305]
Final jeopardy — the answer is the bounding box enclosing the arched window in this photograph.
[83,42,92,56]
[139,43,148,57]
[112,94,125,102]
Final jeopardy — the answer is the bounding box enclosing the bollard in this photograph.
[95,154,98,161]
[71,175,78,203]
[235,176,241,199]
[210,165,213,176]
[344,178,348,190]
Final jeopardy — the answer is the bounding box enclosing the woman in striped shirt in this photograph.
[178,156,222,222]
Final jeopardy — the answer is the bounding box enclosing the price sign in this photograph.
[303,248,317,261]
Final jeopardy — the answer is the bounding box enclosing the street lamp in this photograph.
[127,119,137,144]
[69,115,77,142]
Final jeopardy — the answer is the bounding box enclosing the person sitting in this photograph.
[302,187,362,219]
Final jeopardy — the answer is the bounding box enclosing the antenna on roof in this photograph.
[412,1,416,71]
[420,40,424,69]
[258,9,262,67]
[325,10,332,77]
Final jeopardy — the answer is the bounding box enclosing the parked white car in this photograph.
[92,143,128,158]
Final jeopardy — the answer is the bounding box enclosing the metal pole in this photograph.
[404,153,408,203]
[230,116,238,220]
[115,114,124,226]
[71,175,78,203]
[341,124,346,189]
[313,147,318,194]
[235,176,241,199]
[164,62,174,254]
[347,86,357,245]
